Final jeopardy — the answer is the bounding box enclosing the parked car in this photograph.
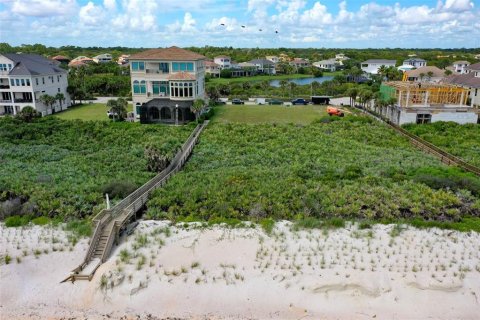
[268,99,283,105]
[232,99,245,105]
[291,98,309,105]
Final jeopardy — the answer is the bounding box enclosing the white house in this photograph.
[213,55,231,70]
[313,59,339,72]
[204,60,220,77]
[361,59,397,74]
[335,53,349,61]
[93,53,112,63]
[452,61,470,74]
[249,59,276,75]
[129,46,206,124]
[0,53,71,116]
[402,58,427,68]
[444,62,480,108]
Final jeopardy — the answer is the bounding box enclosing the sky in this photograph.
[0,0,479,48]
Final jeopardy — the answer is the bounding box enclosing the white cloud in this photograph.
[301,2,333,25]
[443,0,474,11]
[79,1,105,26]
[167,12,197,33]
[10,0,77,17]
[103,0,116,11]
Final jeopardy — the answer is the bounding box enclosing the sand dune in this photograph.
[1,221,480,319]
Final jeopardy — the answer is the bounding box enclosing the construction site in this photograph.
[378,82,479,125]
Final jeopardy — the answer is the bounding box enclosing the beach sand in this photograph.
[1,221,479,319]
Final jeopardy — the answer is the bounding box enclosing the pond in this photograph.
[269,76,334,87]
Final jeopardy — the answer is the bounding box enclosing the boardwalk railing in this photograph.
[65,121,209,282]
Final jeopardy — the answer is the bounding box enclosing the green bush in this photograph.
[65,220,92,237]
[31,216,51,225]
[4,215,30,227]
[101,180,138,199]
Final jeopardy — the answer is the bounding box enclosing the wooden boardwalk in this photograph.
[62,121,209,282]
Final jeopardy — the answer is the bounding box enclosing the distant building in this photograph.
[313,59,339,72]
[279,53,291,62]
[213,55,231,70]
[204,60,220,77]
[451,61,470,74]
[475,54,480,60]
[68,56,94,68]
[361,59,396,74]
[51,55,70,64]
[335,53,349,61]
[378,82,477,125]
[93,53,112,63]
[444,62,480,108]
[397,64,416,72]
[402,58,427,68]
[0,53,71,116]
[129,46,206,124]
[266,56,279,64]
[290,58,310,70]
[249,59,276,75]
[405,66,446,83]
[117,54,130,65]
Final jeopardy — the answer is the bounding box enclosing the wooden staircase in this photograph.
[61,121,209,283]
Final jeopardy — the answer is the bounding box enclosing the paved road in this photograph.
[85,96,133,104]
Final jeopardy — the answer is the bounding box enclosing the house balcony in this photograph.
[13,98,33,103]
[0,99,12,103]
[146,69,169,75]
[0,85,10,89]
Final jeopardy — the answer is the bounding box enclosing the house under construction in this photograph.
[378,82,479,125]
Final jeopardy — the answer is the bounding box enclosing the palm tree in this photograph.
[107,98,127,121]
[288,82,297,98]
[39,94,55,114]
[206,86,219,102]
[444,69,453,76]
[279,80,288,97]
[378,65,388,79]
[427,71,434,81]
[358,89,373,109]
[55,93,65,110]
[311,81,320,95]
[260,80,270,92]
[191,99,205,121]
[346,87,358,107]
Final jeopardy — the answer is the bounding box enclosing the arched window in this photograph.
[160,107,172,120]
[149,107,159,119]
[133,80,146,94]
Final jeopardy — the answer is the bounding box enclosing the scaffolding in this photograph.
[380,82,469,108]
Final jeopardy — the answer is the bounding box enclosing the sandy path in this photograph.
[1,221,479,319]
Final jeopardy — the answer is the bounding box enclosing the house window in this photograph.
[172,62,194,72]
[159,63,169,73]
[26,79,30,86]
[152,81,169,95]
[21,79,25,86]
[131,61,145,71]
[58,88,60,93]
[170,81,194,98]
[57,76,60,82]
[416,114,432,124]
[42,77,45,84]
[10,79,14,86]
[51,76,54,83]
[133,80,146,94]
[15,79,20,86]
[35,78,39,85]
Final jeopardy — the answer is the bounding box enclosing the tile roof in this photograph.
[453,61,470,65]
[406,66,446,78]
[52,55,70,61]
[466,62,480,71]
[167,72,196,80]
[130,46,205,61]
[204,60,219,67]
[249,59,275,65]
[444,72,480,89]
[2,53,67,76]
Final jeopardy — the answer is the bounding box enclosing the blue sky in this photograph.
[0,0,478,48]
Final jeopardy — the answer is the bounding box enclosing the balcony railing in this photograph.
[0,85,10,89]
[14,99,33,103]
[0,99,12,103]
[146,69,169,74]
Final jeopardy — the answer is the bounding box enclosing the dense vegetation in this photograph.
[0,117,193,219]
[403,122,480,167]
[145,116,480,223]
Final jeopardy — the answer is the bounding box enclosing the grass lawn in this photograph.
[212,105,328,125]
[208,72,342,84]
[54,103,133,121]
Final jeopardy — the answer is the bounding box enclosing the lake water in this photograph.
[269,76,334,87]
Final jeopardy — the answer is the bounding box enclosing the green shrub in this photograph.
[31,216,51,226]
[4,215,30,227]
[101,180,138,199]
[65,220,92,237]
[260,218,275,234]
